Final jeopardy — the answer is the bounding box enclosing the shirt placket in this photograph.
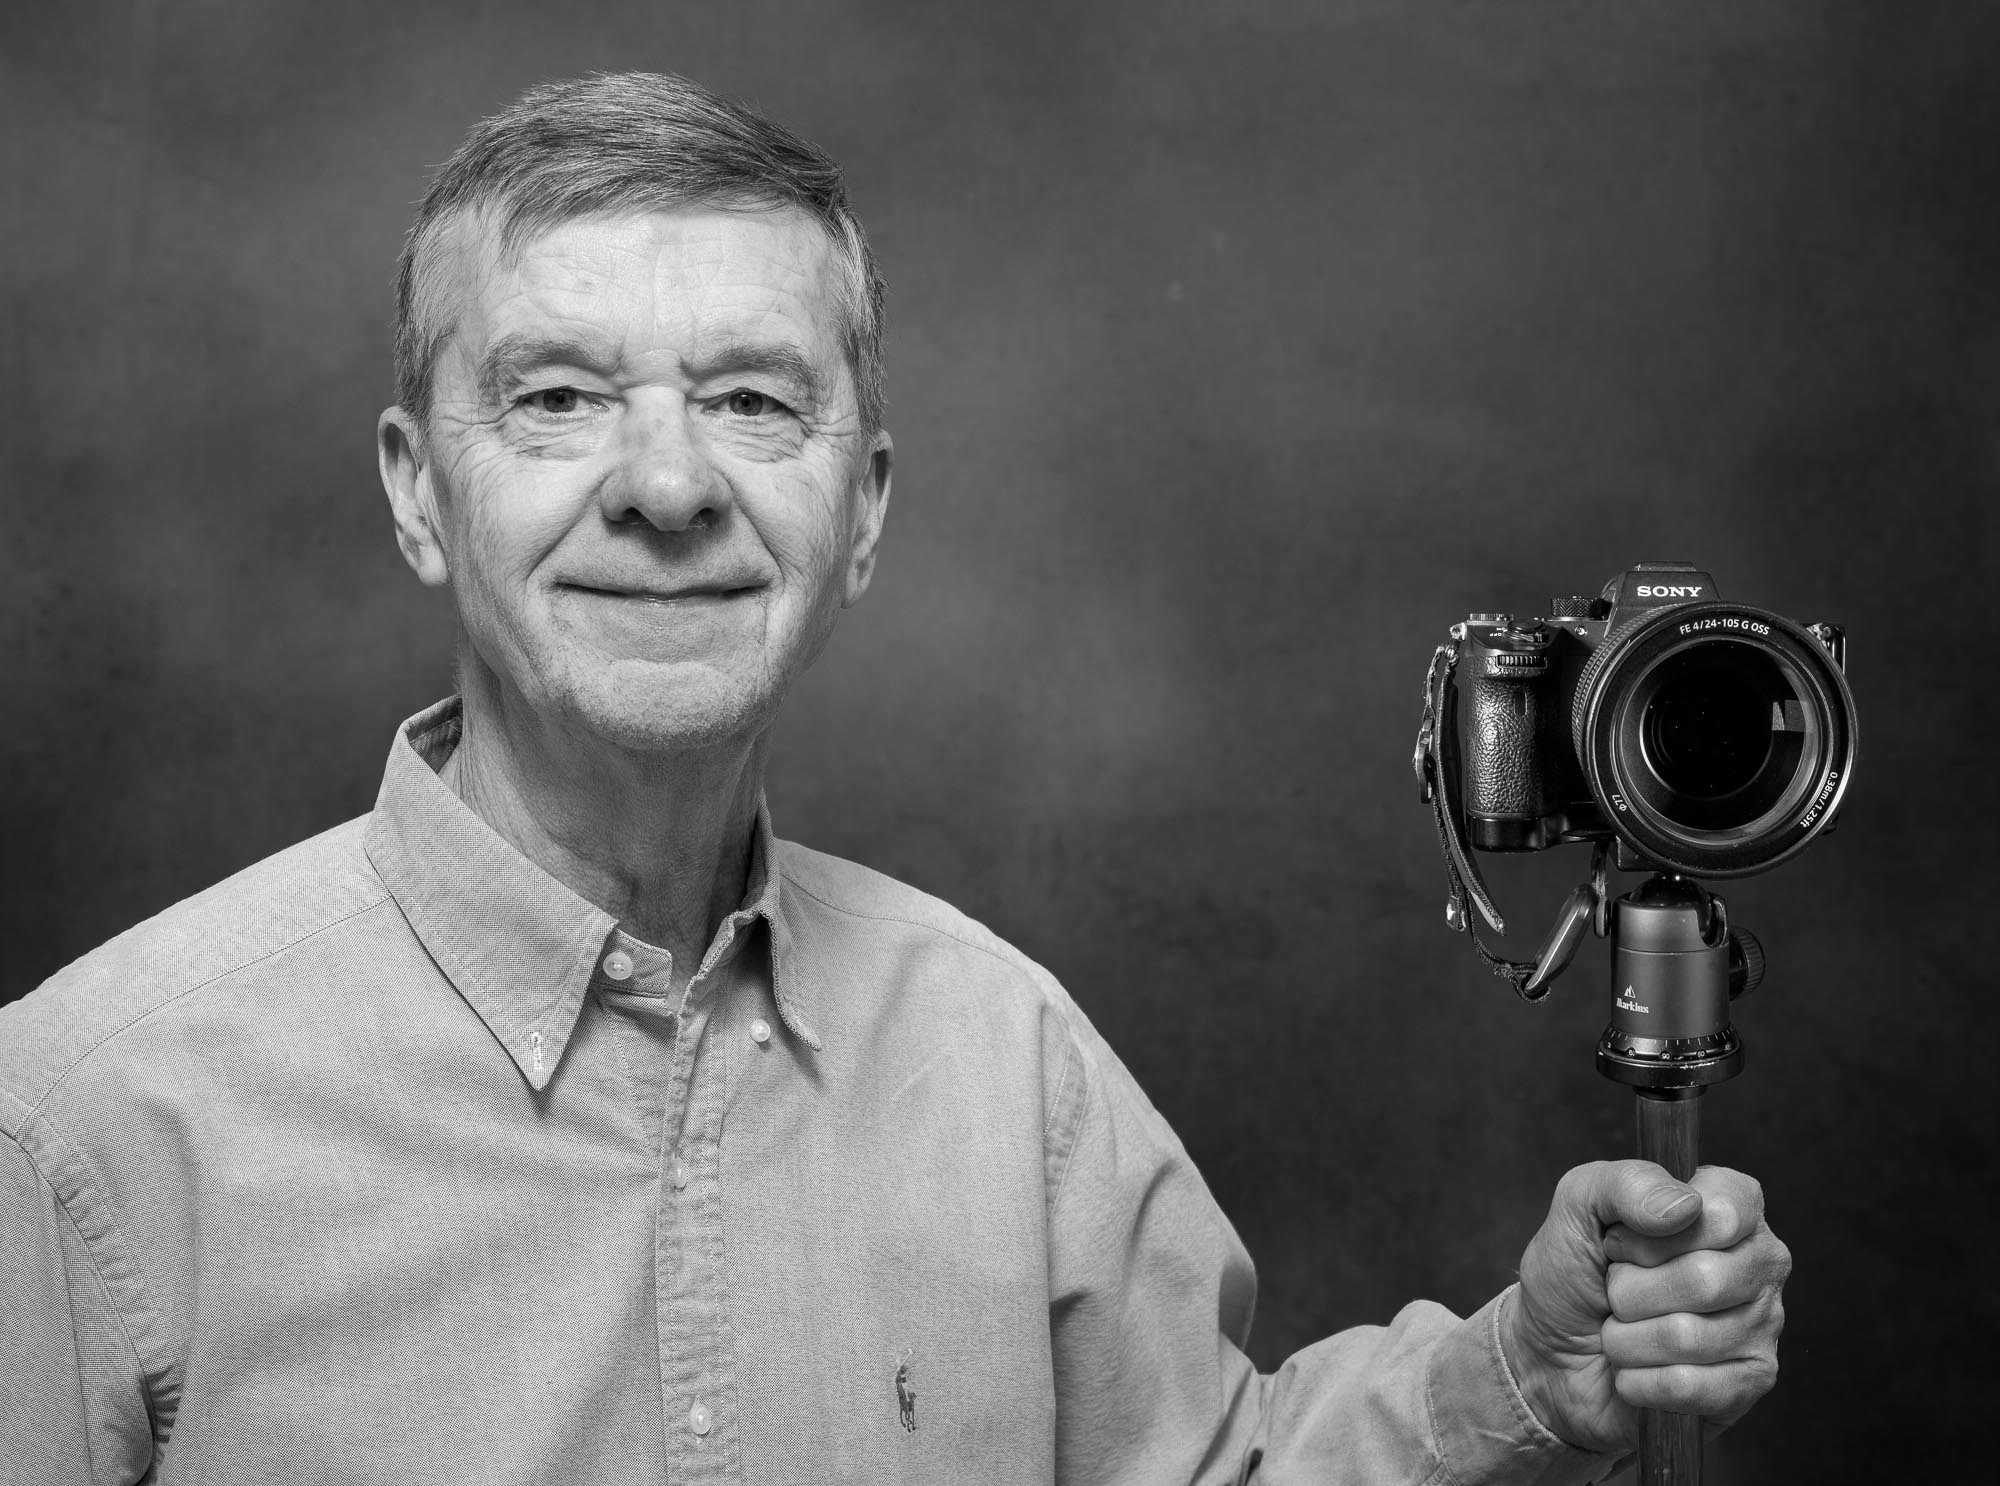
[595,909,768,1483]
[660,928,757,1485]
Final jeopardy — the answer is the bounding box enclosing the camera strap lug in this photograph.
[1807,621,1846,671]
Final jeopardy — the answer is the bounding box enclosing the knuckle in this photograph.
[1598,1317,1639,1366]
[1682,1247,1726,1298]
[1555,1162,1600,1208]
[1608,1157,1654,1196]
[1663,1361,1705,1407]
[1698,1166,1763,1230]
[1703,1195,1741,1237]
[1661,1309,1703,1355]
[1604,1263,1639,1320]
[1745,1351,1780,1398]
[1734,1172,1766,1223]
[1633,1158,1682,1201]
[1767,1234,1794,1285]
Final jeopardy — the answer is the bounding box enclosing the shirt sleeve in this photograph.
[0,1129,155,1484]
[1044,1031,1622,1486]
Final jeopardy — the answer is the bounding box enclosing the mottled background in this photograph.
[3,2,1992,1478]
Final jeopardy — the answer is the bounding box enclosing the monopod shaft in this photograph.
[1634,1087,1703,1485]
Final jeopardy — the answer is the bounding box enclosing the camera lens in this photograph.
[1635,647,1801,828]
[1571,603,1857,876]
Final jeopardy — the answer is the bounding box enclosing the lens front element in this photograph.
[1634,644,1806,829]
[1572,603,1857,876]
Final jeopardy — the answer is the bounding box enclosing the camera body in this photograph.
[1454,561,1855,878]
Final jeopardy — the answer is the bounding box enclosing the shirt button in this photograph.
[749,1017,771,1044]
[688,1401,712,1436]
[602,950,634,982]
[671,1158,690,1190]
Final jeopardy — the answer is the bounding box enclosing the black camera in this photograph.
[1435,562,1857,879]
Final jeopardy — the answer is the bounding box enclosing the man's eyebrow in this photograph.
[475,332,621,404]
[687,341,831,406]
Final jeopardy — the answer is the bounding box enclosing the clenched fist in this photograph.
[1500,1160,1791,1453]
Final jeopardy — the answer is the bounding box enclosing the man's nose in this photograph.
[597,397,733,532]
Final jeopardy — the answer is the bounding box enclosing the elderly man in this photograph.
[0,73,1786,1484]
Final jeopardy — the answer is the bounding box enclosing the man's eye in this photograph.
[722,389,783,417]
[521,388,589,416]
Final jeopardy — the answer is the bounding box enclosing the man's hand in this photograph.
[1499,1160,1790,1453]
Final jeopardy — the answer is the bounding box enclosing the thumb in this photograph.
[1633,1180,1702,1235]
[1585,1160,1703,1238]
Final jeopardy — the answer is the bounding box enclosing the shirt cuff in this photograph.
[1425,1286,1627,1486]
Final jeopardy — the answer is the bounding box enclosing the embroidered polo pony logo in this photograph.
[894,1348,918,1432]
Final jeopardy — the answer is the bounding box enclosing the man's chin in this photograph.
[552,662,781,756]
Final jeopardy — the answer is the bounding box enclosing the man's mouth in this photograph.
[554,581,766,658]
[562,582,764,604]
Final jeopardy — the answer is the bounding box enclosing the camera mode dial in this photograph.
[1466,618,1553,677]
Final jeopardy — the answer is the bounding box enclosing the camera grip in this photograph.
[1464,676,1547,820]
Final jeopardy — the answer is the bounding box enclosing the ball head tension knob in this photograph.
[1728,928,1765,1000]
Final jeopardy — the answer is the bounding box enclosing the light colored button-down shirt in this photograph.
[0,699,1615,1484]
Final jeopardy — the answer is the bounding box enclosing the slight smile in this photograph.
[562,583,765,604]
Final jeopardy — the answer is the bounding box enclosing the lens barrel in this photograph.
[1570,602,1857,876]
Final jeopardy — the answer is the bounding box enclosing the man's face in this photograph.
[381,205,891,754]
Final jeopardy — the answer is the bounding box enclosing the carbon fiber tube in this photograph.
[1636,1088,1704,1485]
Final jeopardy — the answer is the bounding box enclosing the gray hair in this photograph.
[393,72,886,434]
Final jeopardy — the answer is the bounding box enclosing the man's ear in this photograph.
[842,430,893,608]
[378,406,450,588]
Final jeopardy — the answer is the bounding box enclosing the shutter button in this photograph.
[602,950,634,982]
[689,1401,712,1436]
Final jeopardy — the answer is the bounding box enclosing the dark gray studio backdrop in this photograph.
[3,3,1992,1479]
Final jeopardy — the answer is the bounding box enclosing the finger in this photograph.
[1606,1230,1790,1321]
[1604,1166,1769,1265]
[1564,1158,1704,1245]
[1601,1292,1784,1367]
[1613,1356,1780,1421]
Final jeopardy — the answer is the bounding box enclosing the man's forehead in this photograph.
[433,202,848,365]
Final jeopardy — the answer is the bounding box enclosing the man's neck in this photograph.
[442,667,767,997]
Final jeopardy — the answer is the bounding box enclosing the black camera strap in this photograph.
[1415,641,1545,999]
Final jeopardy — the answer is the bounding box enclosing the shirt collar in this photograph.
[362,697,817,1090]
